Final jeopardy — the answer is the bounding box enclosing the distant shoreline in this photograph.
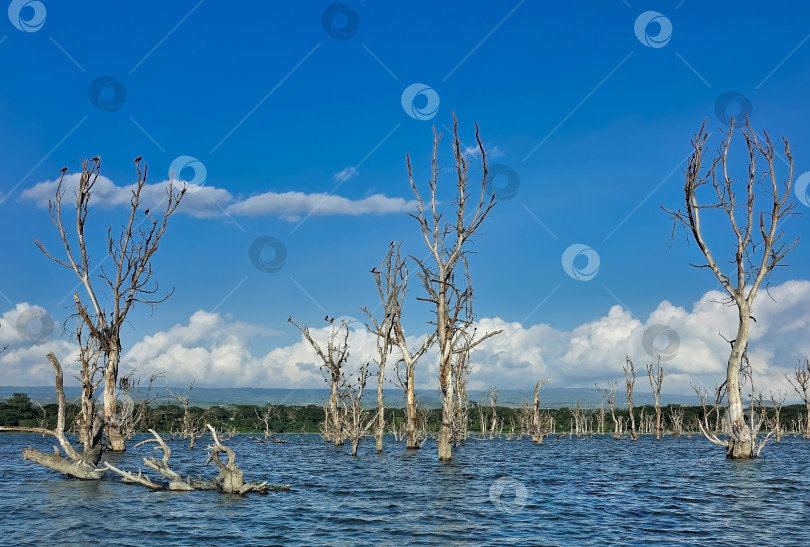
[0,385,708,409]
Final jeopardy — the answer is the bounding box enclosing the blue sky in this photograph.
[1,1,809,395]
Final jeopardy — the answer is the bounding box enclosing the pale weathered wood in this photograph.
[288,317,350,446]
[0,352,103,479]
[664,118,798,459]
[407,114,502,461]
[35,158,186,451]
[646,358,664,440]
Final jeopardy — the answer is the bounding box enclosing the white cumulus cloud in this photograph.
[21,173,416,222]
[2,280,809,398]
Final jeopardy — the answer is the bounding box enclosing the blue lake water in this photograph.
[1,433,809,546]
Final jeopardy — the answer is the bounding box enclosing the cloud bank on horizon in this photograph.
[2,279,808,399]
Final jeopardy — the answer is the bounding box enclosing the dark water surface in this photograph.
[2,433,809,546]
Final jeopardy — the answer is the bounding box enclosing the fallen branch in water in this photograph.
[103,425,290,495]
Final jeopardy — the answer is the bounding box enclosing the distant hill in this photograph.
[0,385,702,408]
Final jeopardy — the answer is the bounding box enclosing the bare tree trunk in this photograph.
[37,158,185,453]
[784,358,810,438]
[104,345,127,451]
[0,352,103,479]
[408,115,501,461]
[624,357,638,441]
[437,354,454,461]
[726,309,753,458]
[404,364,419,449]
[664,117,798,459]
[289,317,350,446]
[647,358,664,440]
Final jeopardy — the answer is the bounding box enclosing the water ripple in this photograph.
[2,433,810,545]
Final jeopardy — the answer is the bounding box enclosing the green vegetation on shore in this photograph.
[2,391,807,436]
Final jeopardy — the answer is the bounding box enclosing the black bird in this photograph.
[330,317,335,324]
[324,315,329,322]
[134,155,142,163]
[287,316,292,322]
[59,167,68,174]
[91,156,100,162]
[370,267,377,274]
[144,209,149,215]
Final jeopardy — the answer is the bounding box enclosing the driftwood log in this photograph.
[103,425,290,495]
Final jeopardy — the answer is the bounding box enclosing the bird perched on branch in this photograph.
[91,156,100,162]
[370,267,377,274]
[59,167,68,174]
[134,155,142,163]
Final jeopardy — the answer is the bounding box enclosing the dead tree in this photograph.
[692,382,727,438]
[764,390,786,443]
[168,382,210,449]
[407,115,502,461]
[0,350,103,479]
[371,243,436,450]
[113,369,162,444]
[519,380,554,444]
[623,357,638,441]
[570,401,585,437]
[669,406,684,437]
[664,118,798,458]
[289,317,350,445]
[451,346,475,444]
[784,358,810,438]
[596,381,619,438]
[251,404,287,443]
[532,379,552,441]
[361,244,400,452]
[35,158,185,451]
[487,387,501,440]
[646,357,664,440]
[340,363,377,456]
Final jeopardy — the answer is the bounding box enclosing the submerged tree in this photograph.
[289,317,350,445]
[36,158,185,451]
[623,357,638,441]
[784,358,810,438]
[646,357,664,440]
[664,117,798,458]
[340,363,377,456]
[596,381,620,439]
[362,244,399,452]
[408,115,501,461]
[0,343,103,479]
